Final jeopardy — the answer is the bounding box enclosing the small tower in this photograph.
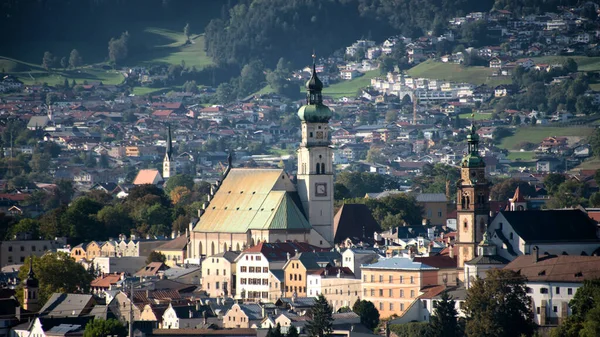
[296,53,334,245]
[163,124,175,179]
[509,186,527,211]
[23,257,40,312]
[477,232,497,257]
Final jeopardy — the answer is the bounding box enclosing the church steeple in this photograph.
[163,123,175,179]
[296,52,334,246]
[23,256,40,312]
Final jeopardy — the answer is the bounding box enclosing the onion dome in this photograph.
[297,54,332,123]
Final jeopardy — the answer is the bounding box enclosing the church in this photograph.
[187,59,334,259]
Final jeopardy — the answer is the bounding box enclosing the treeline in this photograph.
[204,0,494,69]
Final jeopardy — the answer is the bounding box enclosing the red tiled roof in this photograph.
[504,255,600,282]
[414,255,457,269]
[91,273,122,288]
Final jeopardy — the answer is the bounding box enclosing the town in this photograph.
[2,1,600,337]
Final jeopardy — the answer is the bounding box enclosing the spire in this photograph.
[166,123,173,160]
[512,186,526,203]
[305,52,323,105]
[28,256,34,278]
[25,256,39,288]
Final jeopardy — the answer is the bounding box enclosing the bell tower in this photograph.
[23,257,40,312]
[163,123,175,179]
[296,54,334,244]
[456,121,489,268]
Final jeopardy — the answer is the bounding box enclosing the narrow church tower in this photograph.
[23,257,40,312]
[456,122,490,268]
[296,54,334,244]
[163,124,175,179]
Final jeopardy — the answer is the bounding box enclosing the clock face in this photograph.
[316,131,324,139]
[315,182,327,197]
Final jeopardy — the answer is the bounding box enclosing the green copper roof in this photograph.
[461,153,484,168]
[297,104,333,123]
[263,192,311,230]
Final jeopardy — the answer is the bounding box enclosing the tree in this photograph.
[183,23,191,43]
[552,279,600,337]
[547,180,589,209]
[62,197,104,242]
[10,219,40,239]
[306,294,334,337]
[489,178,536,201]
[108,31,130,65]
[366,148,386,165]
[352,300,380,331]
[69,49,83,68]
[287,325,299,337]
[83,318,127,337]
[427,291,460,337]
[96,205,134,238]
[170,186,191,205]
[17,253,93,306]
[464,269,535,337]
[60,57,67,69]
[590,129,600,158]
[164,174,194,194]
[42,51,55,70]
[544,173,566,195]
[183,80,199,93]
[145,251,167,265]
[385,110,398,124]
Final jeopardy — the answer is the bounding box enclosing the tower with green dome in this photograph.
[296,54,334,244]
[456,119,490,269]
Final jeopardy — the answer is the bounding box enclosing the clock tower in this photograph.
[297,55,334,244]
[455,122,490,268]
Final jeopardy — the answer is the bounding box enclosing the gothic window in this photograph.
[321,163,325,174]
[316,163,320,174]
[461,195,466,209]
[310,132,313,138]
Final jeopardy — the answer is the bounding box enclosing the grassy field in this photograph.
[571,158,600,171]
[499,126,595,150]
[506,151,536,161]
[459,112,493,121]
[2,25,212,89]
[530,56,600,72]
[406,60,512,86]
[590,83,600,91]
[323,70,380,98]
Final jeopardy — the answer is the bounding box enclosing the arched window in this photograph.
[223,243,228,252]
[211,242,215,256]
[461,196,466,209]
[321,163,325,174]
[198,242,203,256]
[316,163,320,174]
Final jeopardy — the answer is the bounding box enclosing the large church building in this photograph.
[187,60,334,259]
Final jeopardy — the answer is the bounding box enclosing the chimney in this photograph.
[533,246,539,263]
[261,306,265,318]
[189,310,193,318]
[286,252,291,261]
[449,245,454,259]
[294,249,299,257]
[171,231,176,239]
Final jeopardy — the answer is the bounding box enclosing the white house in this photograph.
[504,255,600,326]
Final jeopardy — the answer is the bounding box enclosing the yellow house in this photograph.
[416,193,448,226]
[361,257,438,319]
[223,303,263,329]
[70,243,88,262]
[283,252,340,298]
[85,241,103,260]
[154,236,188,267]
[126,146,140,157]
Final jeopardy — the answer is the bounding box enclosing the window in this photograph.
[20,256,25,262]
[389,289,393,297]
[410,276,414,284]
[216,282,220,289]
[20,246,24,252]
[568,288,573,295]
[256,256,261,261]
[32,246,36,251]
[410,290,415,298]
[363,275,367,282]
[241,267,247,272]
[437,211,442,217]
[216,269,219,276]
[370,289,374,296]
[509,232,514,240]
[553,306,558,313]
[379,289,383,297]
[289,274,293,281]
[400,290,404,297]
[536,307,540,315]
[526,287,533,294]
[389,275,393,283]
[400,303,404,311]
[263,267,268,273]
[224,269,227,275]
[379,302,383,310]
[7,256,12,263]
[370,275,374,282]
[556,287,560,294]
[379,275,383,283]
[364,289,367,296]
[423,300,427,309]
[8,246,12,252]
[540,288,549,294]
[389,303,394,311]
[400,276,403,283]
[241,278,247,284]
[249,267,255,273]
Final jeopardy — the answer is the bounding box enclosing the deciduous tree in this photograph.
[145,251,167,265]
[69,49,83,68]
[83,318,127,337]
[352,300,380,331]
[464,269,535,337]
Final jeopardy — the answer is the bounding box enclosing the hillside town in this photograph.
[2,2,600,337]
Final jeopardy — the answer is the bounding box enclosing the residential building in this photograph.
[0,237,66,268]
[223,303,263,329]
[504,255,600,326]
[283,251,341,298]
[154,235,188,267]
[201,251,239,298]
[361,257,438,319]
[341,248,379,279]
[306,266,360,311]
[416,193,448,226]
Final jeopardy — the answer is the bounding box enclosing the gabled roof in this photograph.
[499,210,600,243]
[361,257,437,271]
[241,242,320,262]
[133,169,163,185]
[415,193,447,203]
[156,235,187,251]
[39,294,95,317]
[511,186,526,202]
[333,204,381,244]
[504,255,600,283]
[192,168,302,234]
